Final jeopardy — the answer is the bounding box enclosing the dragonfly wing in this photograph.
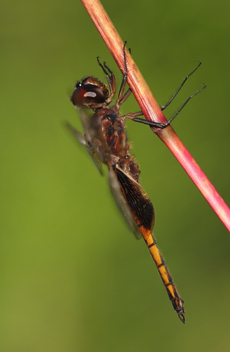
[86,143,103,175]
[66,122,103,175]
[109,166,142,239]
[66,121,87,146]
[109,165,155,239]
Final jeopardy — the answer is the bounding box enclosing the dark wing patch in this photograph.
[115,166,155,231]
[109,165,155,239]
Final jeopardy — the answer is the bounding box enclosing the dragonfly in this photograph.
[67,42,205,324]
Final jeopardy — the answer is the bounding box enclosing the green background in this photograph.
[1,0,230,351]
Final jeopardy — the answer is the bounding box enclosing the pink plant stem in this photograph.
[80,0,230,231]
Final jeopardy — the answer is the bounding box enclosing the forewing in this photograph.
[109,165,155,239]
[66,122,103,175]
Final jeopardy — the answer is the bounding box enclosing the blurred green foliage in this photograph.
[0,0,230,351]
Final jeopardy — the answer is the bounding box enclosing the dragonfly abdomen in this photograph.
[145,233,185,323]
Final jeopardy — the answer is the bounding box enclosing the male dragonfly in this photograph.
[67,43,205,324]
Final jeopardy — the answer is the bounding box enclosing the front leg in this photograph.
[122,111,170,129]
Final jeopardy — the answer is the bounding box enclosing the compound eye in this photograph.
[71,84,107,107]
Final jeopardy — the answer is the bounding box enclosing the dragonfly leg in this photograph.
[122,61,206,129]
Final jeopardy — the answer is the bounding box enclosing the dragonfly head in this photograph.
[70,76,109,109]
